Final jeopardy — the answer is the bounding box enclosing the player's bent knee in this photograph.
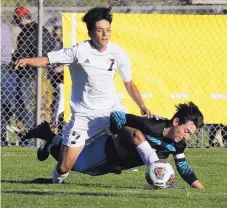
[118,127,145,147]
[133,129,145,144]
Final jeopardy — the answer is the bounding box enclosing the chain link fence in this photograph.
[1,0,227,147]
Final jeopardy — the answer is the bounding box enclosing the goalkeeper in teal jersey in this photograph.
[24,102,204,189]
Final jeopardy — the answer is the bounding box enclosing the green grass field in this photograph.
[1,147,227,208]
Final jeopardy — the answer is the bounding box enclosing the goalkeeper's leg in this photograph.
[117,126,159,166]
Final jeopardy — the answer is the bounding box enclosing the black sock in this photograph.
[50,141,62,161]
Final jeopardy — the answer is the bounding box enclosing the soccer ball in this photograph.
[146,161,175,189]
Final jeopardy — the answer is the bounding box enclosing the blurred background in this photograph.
[1,0,227,148]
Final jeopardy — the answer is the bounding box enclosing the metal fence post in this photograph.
[35,0,44,147]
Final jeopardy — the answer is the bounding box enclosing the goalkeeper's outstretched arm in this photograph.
[174,157,204,189]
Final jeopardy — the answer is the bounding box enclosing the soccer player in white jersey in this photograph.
[15,7,158,184]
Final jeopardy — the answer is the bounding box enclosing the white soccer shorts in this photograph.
[63,107,126,147]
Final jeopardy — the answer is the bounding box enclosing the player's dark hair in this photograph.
[171,102,204,128]
[82,7,113,32]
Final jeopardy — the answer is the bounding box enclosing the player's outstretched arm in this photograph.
[15,45,78,70]
[15,57,49,69]
[174,157,204,189]
[124,80,152,118]
[191,180,204,189]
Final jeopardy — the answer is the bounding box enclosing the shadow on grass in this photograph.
[1,189,182,199]
[1,190,119,197]
[1,178,150,189]
[1,178,184,190]
[1,178,53,184]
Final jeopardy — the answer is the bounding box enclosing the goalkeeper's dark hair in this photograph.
[82,7,113,32]
[171,102,204,128]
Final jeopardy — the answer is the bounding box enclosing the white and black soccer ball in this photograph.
[146,161,175,189]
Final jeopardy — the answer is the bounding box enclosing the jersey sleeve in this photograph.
[173,145,198,185]
[47,44,78,64]
[116,49,132,82]
[110,111,165,137]
[110,111,149,134]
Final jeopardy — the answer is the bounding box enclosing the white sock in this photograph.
[52,135,63,145]
[52,165,69,184]
[136,141,159,166]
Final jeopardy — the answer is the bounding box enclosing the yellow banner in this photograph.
[62,13,227,124]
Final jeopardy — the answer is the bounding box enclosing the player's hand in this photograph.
[140,106,152,118]
[15,58,28,69]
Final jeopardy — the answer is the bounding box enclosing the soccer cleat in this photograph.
[21,121,53,141]
[37,140,51,161]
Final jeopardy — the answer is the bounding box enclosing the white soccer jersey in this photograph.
[47,41,132,115]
